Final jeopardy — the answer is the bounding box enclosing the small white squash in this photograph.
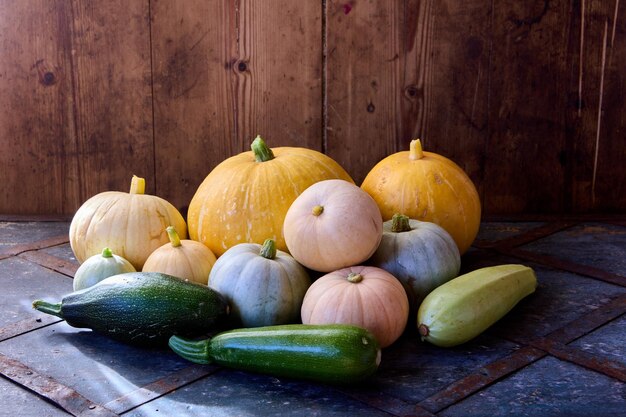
[142,226,217,284]
[73,247,136,291]
[208,239,311,327]
[283,179,383,272]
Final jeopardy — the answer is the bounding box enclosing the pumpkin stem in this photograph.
[130,175,146,194]
[409,139,424,160]
[259,238,277,260]
[347,273,363,283]
[391,214,412,233]
[101,247,113,258]
[166,226,182,247]
[32,300,64,319]
[312,205,324,216]
[251,135,275,162]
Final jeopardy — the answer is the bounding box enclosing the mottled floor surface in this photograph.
[1,218,624,417]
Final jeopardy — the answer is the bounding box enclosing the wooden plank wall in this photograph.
[0,0,624,216]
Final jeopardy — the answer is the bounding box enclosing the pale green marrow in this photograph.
[417,264,537,347]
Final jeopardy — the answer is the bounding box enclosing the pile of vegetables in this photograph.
[33,136,537,385]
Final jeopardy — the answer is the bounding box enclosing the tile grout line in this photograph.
[417,346,548,414]
[530,337,626,382]
[0,353,119,417]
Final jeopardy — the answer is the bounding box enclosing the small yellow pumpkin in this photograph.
[187,136,354,256]
[142,226,217,284]
[69,176,187,270]
[283,179,383,272]
[361,139,481,254]
[301,266,409,348]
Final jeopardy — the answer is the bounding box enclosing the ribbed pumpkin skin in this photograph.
[369,218,460,316]
[73,249,136,291]
[188,147,353,256]
[301,266,409,348]
[69,192,187,270]
[143,239,217,285]
[208,242,311,327]
[283,180,383,272]
[361,144,481,254]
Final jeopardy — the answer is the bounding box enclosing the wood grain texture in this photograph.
[567,0,626,213]
[69,1,154,199]
[152,0,323,212]
[151,0,237,213]
[0,0,624,216]
[483,0,571,214]
[0,1,78,214]
[325,0,490,187]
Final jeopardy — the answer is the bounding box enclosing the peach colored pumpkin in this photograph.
[301,266,409,348]
[361,139,481,254]
[283,179,383,272]
[143,226,217,285]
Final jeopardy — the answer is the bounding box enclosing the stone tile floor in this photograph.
[0,217,624,417]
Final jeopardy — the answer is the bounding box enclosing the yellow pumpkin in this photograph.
[69,176,187,270]
[361,139,481,254]
[301,266,409,348]
[143,226,217,284]
[187,136,354,256]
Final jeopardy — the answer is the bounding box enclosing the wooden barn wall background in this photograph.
[0,0,624,217]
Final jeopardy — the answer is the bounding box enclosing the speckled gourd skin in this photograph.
[168,324,382,384]
[35,272,228,345]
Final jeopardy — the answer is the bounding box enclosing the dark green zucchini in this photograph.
[168,324,381,384]
[32,272,229,345]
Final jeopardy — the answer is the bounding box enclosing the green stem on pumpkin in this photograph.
[347,273,363,283]
[101,247,113,258]
[166,226,182,247]
[130,175,146,194]
[391,214,412,233]
[32,300,64,319]
[259,238,277,260]
[409,139,424,160]
[251,135,275,162]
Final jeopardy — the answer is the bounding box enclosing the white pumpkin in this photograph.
[73,247,136,291]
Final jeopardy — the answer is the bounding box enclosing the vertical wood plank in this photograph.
[0,0,78,214]
[151,0,237,213]
[70,1,154,201]
[152,0,323,212]
[483,0,571,214]
[325,0,490,188]
[567,0,626,212]
[236,0,322,149]
[325,0,402,184]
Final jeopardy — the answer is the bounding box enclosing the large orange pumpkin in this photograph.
[188,136,353,256]
[361,140,481,254]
